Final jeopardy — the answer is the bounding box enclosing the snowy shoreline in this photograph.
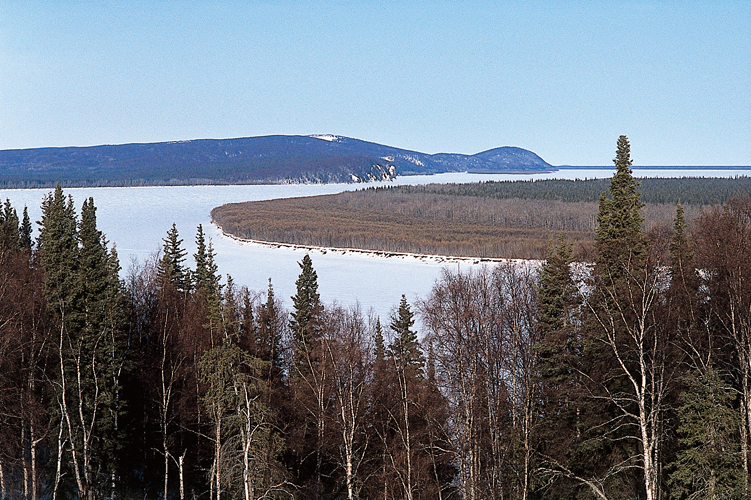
[213,222,539,267]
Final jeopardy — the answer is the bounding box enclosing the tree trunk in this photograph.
[215,404,222,500]
[22,425,29,500]
[58,322,85,498]
[0,458,5,500]
[178,451,186,500]
[397,367,414,500]
[163,436,169,500]
[52,402,65,500]
[31,420,42,500]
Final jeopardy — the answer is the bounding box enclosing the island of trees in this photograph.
[1,136,750,500]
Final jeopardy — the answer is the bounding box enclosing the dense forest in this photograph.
[2,136,751,500]
[211,177,725,260]
[378,175,751,206]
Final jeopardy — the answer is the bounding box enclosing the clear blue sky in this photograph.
[1,1,749,165]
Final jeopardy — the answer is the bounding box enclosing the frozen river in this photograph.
[1,168,748,322]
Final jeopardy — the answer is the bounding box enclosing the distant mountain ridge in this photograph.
[0,134,554,188]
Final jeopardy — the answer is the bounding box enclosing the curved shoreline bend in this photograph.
[212,222,539,267]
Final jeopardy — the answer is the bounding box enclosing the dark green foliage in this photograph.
[76,197,129,484]
[535,236,583,486]
[9,169,751,500]
[373,317,385,362]
[256,279,283,373]
[157,222,189,291]
[595,135,646,277]
[38,183,79,319]
[193,224,223,337]
[193,224,221,296]
[20,206,32,250]
[199,339,285,498]
[537,234,578,336]
[573,137,653,499]
[669,367,743,500]
[0,199,20,251]
[380,175,751,206]
[289,254,322,346]
[388,294,424,377]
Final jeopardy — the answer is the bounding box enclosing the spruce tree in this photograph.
[256,278,282,374]
[38,188,129,499]
[584,136,667,500]
[77,197,128,493]
[193,225,223,338]
[38,183,79,323]
[20,206,32,250]
[595,134,645,278]
[668,366,743,500]
[373,318,385,363]
[537,234,578,336]
[388,294,424,378]
[289,254,322,346]
[193,224,221,296]
[534,235,585,499]
[157,223,189,292]
[0,199,20,251]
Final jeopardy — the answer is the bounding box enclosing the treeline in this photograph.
[212,190,703,260]
[378,175,751,206]
[2,136,751,500]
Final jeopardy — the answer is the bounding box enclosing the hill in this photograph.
[0,135,554,188]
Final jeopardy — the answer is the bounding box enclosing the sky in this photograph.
[1,1,749,166]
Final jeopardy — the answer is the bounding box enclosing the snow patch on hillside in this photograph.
[400,154,424,166]
[311,134,340,142]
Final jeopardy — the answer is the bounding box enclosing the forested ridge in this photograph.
[0,135,552,188]
[2,136,751,500]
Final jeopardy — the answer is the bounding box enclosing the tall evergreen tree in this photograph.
[595,134,645,278]
[157,223,189,292]
[38,183,79,324]
[534,235,585,499]
[288,257,329,497]
[373,318,385,365]
[0,199,20,251]
[537,234,578,337]
[289,254,322,348]
[77,197,129,496]
[193,225,223,340]
[388,294,424,378]
[193,224,221,296]
[386,294,425,500]
[583,136,668,500]
[20,206,32,250]
[38,188,129,499]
